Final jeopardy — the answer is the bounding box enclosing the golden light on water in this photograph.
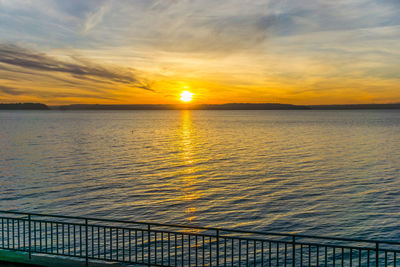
[180,110,199,223]
[180,91,194,103]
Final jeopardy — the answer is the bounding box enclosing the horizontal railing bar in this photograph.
[1,217,148,231]
[28,251,187,265]
[149,229,292,243]
[149,228,216,239]
[2,217,215,238]
[86,257,169,267]
[220,235,291,244]
[3,236,393,255]
[0,248,84,258]
[31,252,84,258]
[0,216,86,226]
[86,255,171,266]
[292,241,399,252]
[26,251,97,260]
[0,210,399,246]
[30,218,85,227]
[0,247,28,252]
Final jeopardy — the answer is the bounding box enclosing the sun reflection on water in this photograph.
[3,111,400,240]
[179,110,199,223]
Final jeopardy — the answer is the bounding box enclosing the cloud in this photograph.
[1,1,400,104]
[82,2,111,33]
[137,1,280,54]
[0,85,24,95]
[0,84,117,101]
[0,44,153,91]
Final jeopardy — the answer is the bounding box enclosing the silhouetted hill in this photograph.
[56,104,174,110]
[199,103,310,110]
[5,103,398,111]
[54,103,310,110]
[0,103,49,110]
[52,103,400,110]
[308,103,400,110]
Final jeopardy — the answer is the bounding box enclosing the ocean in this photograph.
[1,110,399,241]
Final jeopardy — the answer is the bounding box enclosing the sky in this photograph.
[0,0,400,105]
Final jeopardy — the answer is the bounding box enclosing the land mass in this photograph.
[2,103,400,110]
[53,103,310,110]
[0,103,49,110]
[308,104,400,109]
[52,103,400,110]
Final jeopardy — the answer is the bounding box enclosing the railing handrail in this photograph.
[0,210,399,246]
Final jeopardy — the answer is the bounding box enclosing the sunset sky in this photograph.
[1,0,400,105]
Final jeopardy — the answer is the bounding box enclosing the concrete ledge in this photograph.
[0,250,146,267]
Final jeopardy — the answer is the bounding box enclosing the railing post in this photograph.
[148,224,151,267]
[5,211,400,267]
[216,229,220,267]
[28,214,31,260]
[85,219,88,267]
[292,236,296,267]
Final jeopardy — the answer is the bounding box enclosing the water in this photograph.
[1,110,399,241]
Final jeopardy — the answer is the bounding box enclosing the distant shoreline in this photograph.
[1,103,400,110]
[0,103,49,110]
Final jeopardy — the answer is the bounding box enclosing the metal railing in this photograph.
[0,211,399,266]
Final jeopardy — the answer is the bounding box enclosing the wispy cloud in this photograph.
[1,0,400,104]
[0,85,24,95]
[82,2,111,33]
[0,44,153,91]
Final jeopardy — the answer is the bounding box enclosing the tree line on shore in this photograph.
[1,103,400,110]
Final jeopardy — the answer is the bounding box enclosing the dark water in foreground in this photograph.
[1,110,399,241]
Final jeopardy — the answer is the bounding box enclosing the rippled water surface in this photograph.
[1,110,400,240]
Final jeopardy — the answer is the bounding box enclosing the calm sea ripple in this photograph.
[1,110,400,241]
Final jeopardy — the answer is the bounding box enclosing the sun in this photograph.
[180,91,193,102]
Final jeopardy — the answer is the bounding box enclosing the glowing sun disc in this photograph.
[180,91,193,102]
